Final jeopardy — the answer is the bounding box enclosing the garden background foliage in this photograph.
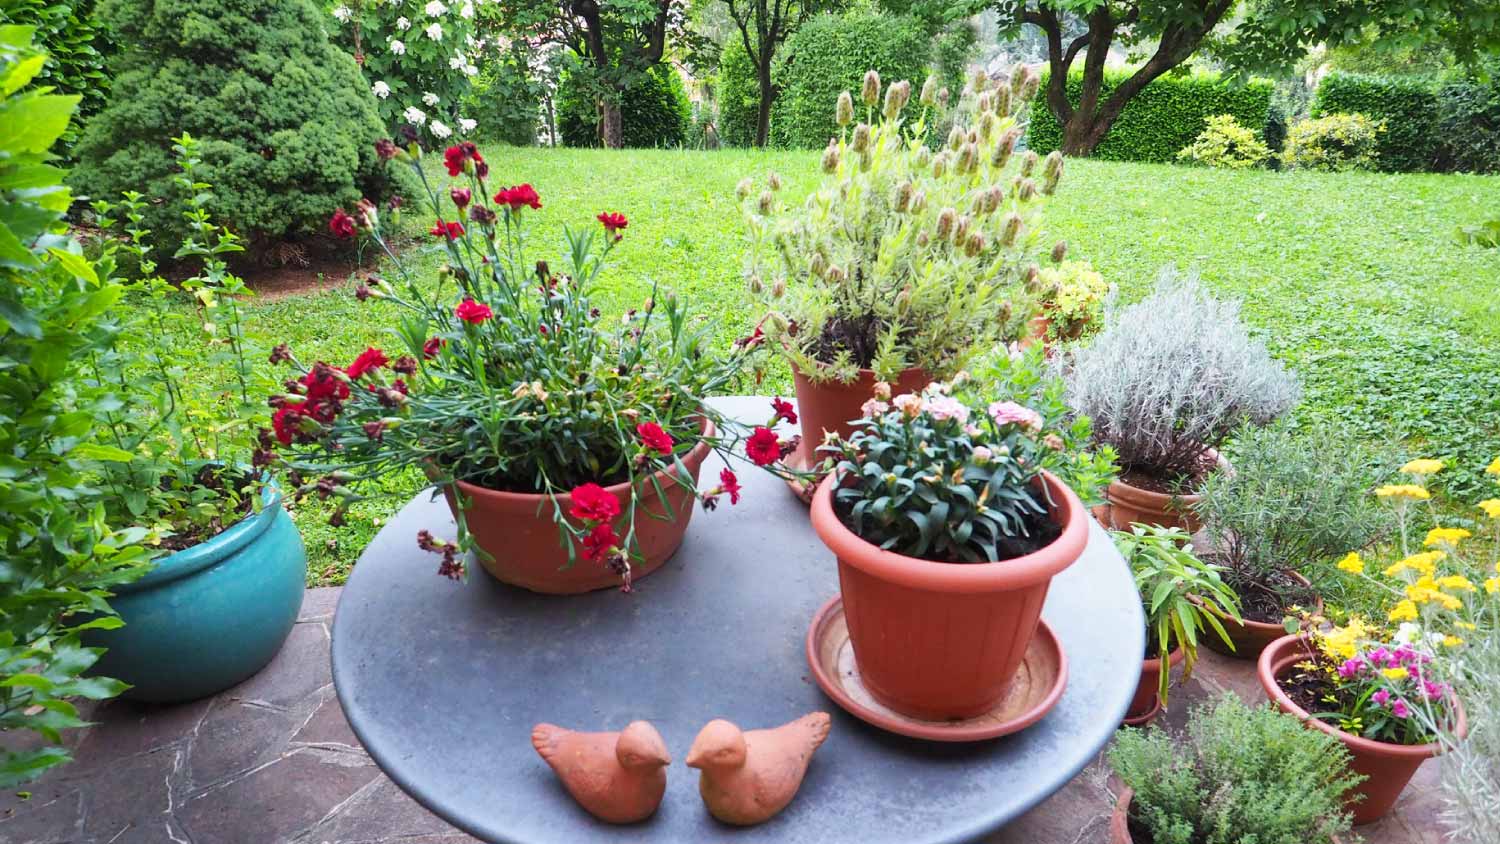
[69,0,405,248]
[558,64,691,148]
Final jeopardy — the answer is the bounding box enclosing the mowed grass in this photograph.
[226,147,1500,585]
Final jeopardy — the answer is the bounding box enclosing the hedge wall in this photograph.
[557,65,691,149]
[718,39,758,148]
[1436,65,1500,174]
[769,11,932,149]
[1027,70,1273,163]
[1312,72,1440,172]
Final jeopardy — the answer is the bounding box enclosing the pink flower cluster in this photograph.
[1337,644,1449,721]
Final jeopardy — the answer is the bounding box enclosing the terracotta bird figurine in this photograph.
[530,720,671,824]
[685,712,831,826]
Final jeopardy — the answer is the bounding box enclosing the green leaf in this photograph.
[0,92,80,154]
[70,443,135,462]
[46,247,96,283]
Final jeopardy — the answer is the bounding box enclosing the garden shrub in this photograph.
[768,10,931,149]
[1435,63,1500,174]
[463,46,542,147]
[0,24,152,787]
[0,0,109,147]
[1111,694,1360,844]
[1280,113,1383,172]
[1176,114,1271,169]
[717,39,758,148]
[1028,70,1273,163]
[70,0,404,251]
[557,64,691,148]
[1311,72,1439,172]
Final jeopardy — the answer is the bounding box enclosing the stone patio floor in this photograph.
[1,588,1447,844]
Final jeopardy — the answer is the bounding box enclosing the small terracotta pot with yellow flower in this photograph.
[1257,456,1497,824]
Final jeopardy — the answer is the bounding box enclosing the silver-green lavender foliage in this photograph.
[1110,694,1360,844]
[1195,420,1397,587]
[1060,268,1300,479]
[1441,623,1500,842]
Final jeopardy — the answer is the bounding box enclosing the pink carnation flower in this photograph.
[988,401,1042,431]
[861,398,889,418]
[924,395,970,423]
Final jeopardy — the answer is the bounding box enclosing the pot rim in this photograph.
[1204,569,1322,631]
[1257,633,1467,757]
[810,469,1088,591]
[451,418,716,507]
[1108,448,1227,508]
[1141,645,1186,672]
[791,363,930,390]
[121,480,284,593]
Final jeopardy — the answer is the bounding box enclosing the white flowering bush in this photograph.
[329,0,486,138]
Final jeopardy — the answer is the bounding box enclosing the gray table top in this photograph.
[331,395,1144,844]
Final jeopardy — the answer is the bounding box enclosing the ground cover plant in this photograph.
[145,147,1500,585]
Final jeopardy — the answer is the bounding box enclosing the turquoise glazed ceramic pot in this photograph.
[87,485,307,703]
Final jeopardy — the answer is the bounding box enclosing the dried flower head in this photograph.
[861,70,881,107]
[836,90,855,127]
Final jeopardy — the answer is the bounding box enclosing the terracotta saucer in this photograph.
[805,595,1068,742]
[779,438,829,505]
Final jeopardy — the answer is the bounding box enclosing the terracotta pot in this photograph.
[1018,314,1051,351]
[1100,449,1225,534]
[810,470,1088,721]
[443,419,715,594]
[1203,570,1322,660]
[1258,634,1467,825]
[792,366,930,453]
[1124,646,1184,726]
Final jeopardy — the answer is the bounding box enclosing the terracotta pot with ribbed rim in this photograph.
[1124,646,1184,726]
[1203,570,1322,660]
[809,470,1088,721]
[1258,634,1467,825]
[792,365,930,452]
[441,419,715,594]
[1100,450,1227,534]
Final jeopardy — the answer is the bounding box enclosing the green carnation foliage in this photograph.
[70,0,407,248]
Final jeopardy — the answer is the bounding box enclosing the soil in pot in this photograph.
[1203,566,1321,659]
[1102,452,1222,533]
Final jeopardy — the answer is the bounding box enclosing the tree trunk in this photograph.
[599,99,623,149]
[754,61,774,148]
[1060,110,1116,156]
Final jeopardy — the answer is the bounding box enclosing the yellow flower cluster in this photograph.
[1423,527,1472,547]
[1480,499,1500,519]
[1383,551,1445,578]
[1401,458,1446,475]
[1404,575,1464,611]
[1375,484,1430,501]
[1488,457,1500,476]
[1336,551,1364,574]
[1317,617,1372,660]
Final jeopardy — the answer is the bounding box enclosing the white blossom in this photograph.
[371,80,391,99]
[425,22,443,40]
[459,2,474,18]
[422,91,439,106]
[389,39,406,55]
[458,117,477,133]
[403,106,426,125]
[462,63,478,78]
[430,120,452,139]
[448,54,465,70]
[332,5,352,22]
[424,0,446,15]
[396,15,410,30]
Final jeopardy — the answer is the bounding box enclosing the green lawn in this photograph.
[230,147,1500,585]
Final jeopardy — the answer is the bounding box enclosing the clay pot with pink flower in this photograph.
[810,383,1089,720]
[1060,270,1299,533]
[270,141,778,595]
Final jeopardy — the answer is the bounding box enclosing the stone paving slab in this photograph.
[0,588,1443,843]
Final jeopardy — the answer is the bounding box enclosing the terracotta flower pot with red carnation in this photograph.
[269,140,780,596]
[1258,633,1467,825]
[810,385,1089,721]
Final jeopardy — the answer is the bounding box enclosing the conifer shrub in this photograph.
[70,0,406,251]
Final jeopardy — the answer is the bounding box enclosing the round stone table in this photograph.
[331,396,1144,844]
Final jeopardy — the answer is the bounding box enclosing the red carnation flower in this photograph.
[300,363,351,404]
[442,145,468,177]
[494,183,541,211]
[375,139,398,161]
[636,421,674,456]
[581,523,619,562]
[429,220,465,240]
[272,403,306,446]
[450,187,471,209]
[719,469,742,505]
[746,426,781,466]
[455,298,492,324]
[423,336,446,358]
[345,347,389,380]
[771,397,797,425]
[568,483,621,523]
[328,208,356,239]
[596,211,628,241]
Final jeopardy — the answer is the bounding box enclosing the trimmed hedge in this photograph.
[1027,70,1273,163]
[1436,67,1500,174]
[769,11,931,149]
[1312,72,1439,172]
[557,65,691,149]
[718,39,758,148]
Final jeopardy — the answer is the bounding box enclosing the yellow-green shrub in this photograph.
[1280,113,1383,172]
[1176,114,1271,169]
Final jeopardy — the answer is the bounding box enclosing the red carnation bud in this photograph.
[375,139,398,161]
[450,187,471,209]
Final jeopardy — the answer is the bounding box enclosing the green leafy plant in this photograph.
[0,0,110,149]
[1113,523,1239,702]
[962,344,1118,508]
[1454,218,1500,248]
[71,0,407,251]
[743,66,1061,384]
[1110,694,1361,844]
[558,64,691,148]
[824,377,1069,562]
[1035,259,1109,343]
[0,24,152,787]
[1195,420,1397,617]
[270,139,778,586]
[1311,72,1438,172]
[1176,114,1271,169]
[1280,112,1384,171]
[86,134,279,543]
